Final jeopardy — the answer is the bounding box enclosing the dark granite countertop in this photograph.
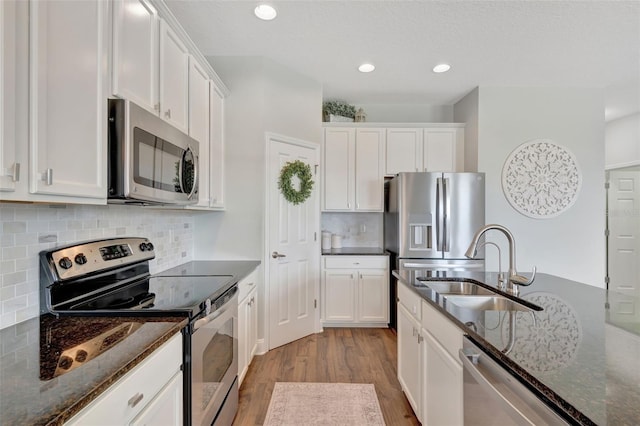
[0,315,187,426]
[153,259,260,279]
[393,270,640,425]
[0,260,260,426]
[321,247,387,256]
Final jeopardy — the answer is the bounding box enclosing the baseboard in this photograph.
[255,338,267,355]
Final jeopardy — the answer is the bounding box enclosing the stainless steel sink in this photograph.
[444,295,534,312]
[420,281,496,296]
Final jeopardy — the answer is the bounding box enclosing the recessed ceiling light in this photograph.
[254,4,277,21]
[433,63,451,73]
[358,63,375,73]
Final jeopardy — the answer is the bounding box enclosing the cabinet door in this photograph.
[357,268,389,323]
[112,0,158,114]
[129,371,183,426]
[248,288,258,362]
[397,302,422,420]
[29,0,107,199]
[323,128,354,211]
[354,128,384,211]
[423,128,460,172]
[422,331,463,426]
[0,0,16,192]
[209,81,225,209]
[323,269,357,322]
[159,19,189,134]
[188,57,210,207]
[385,128,422,175]
[238,293,249,385]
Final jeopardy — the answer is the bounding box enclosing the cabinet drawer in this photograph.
[66,333,182,425]
[422,300,462,360]
[398,281,421,321]
[324,256,388,269]
[238,268,259,303]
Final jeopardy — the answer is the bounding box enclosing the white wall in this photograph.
[466,87,605,287]
[605,112,640,169]
[350,103,453,123]
[453,87,479,172]
[194,56,323,346]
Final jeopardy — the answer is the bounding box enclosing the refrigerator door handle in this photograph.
[436,177,444,251]
[443,177,451,252]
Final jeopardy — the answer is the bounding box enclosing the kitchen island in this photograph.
[394,270,640,425]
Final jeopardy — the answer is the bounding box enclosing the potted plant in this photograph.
[322,100,356,122]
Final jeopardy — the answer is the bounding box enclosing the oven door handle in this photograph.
[193,298,234,331]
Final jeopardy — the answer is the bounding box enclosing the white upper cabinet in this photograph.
[383,125,464,175]
[111,0,159,115]
[28,0,108,200]
[423,128,462,172]
[354,128,384,211]
[385,128,423,175]
[0,0,17,193]
[322,127,384,212]
[323,128,354,210]
[188,57,210,144]
[188,57,210,207]
[159,20,189,133]
[208,81,225,209]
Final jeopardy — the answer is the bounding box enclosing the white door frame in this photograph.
[262,132,322,351]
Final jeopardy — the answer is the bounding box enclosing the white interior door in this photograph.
[608,170,640,321]
[268,135,319,349]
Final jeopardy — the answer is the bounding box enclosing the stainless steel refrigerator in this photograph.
[385,172,485,328]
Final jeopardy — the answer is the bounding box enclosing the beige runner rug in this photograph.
[263,382,386,426]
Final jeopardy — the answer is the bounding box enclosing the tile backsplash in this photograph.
[0,203,195,330]
[321,212,383,247]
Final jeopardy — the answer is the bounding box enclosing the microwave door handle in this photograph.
[178,150,186,194]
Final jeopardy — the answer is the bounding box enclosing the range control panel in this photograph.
[47,237,155,281]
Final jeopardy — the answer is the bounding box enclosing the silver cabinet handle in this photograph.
[10,163,20,182]
[154,103,160,112]
[272,251,286,258]
[165,108,171,119]
[41,168,53,185]
[128,393,144,408]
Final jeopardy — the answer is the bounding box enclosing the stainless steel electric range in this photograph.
[39,237,239,426]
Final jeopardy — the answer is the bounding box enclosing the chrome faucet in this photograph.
[465,224,536,296]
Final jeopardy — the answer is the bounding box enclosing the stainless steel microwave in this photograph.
[107,99,199,205]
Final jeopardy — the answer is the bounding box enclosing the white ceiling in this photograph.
[165,0,640,122]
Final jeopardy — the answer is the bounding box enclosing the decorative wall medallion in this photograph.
[502,140,581,218]
[503,292,582,374]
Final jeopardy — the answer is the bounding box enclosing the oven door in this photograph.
[190,288,238,426]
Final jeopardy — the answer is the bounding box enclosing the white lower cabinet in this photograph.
[238,269,259,386]
[397,280,464,424]
[321,255,389,327]
[420,299,463,425]
[397,302,422,421]
[65,333,183,425]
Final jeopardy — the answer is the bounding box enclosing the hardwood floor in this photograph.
[233,328,420,425]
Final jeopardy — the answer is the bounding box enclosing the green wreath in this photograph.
[278,160,314,205]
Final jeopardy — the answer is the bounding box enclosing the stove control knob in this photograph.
[59,257,73,269]
[139,243,147,252]
[146,242,154,251]
[74,253,87,265]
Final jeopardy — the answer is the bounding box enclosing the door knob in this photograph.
[272,251,286,259]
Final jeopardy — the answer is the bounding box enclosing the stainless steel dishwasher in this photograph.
[459,336,568,425]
